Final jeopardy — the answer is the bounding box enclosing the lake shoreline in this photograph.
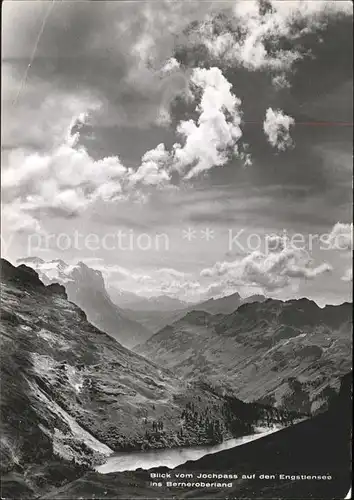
[96,425,283,474]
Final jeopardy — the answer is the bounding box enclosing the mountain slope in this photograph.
[0,259,297,497]
[191,292,265,315]
[16,257,152,348]
[123,292,265,333]
[135,298,352,413]
[39,372,352,500]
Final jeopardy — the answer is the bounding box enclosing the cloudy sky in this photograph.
[1,0,353,305]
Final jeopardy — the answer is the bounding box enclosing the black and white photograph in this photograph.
[1,1,353,498]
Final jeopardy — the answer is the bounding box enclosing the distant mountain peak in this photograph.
[108,288,189,311]
[70,262,106,291]
[16,256,45,266]
[48,258,68,270]
[76,260,90,269]
[14,257,152,348]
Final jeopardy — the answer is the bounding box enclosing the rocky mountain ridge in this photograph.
[16,257,152,348]
[108,287,189,312]
[122,291,266,333]
[135,296,352,413]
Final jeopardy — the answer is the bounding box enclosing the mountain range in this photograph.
[16,257,152,349]
[16,257,266,341]
[135,297,352,414]
[0,259,298,498]
[108,287,189,312]
[13,257,352,416]
[122,291,266,333]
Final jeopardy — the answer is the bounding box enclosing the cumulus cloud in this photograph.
[2,65,246,236]
[1,202,43,235]
[201,237,332,292]
[90,263,152,285]
[99,263,202,301]
[128,144,171,187]
[2,115,128,214]
[172,67,244,178]
[326,222,353,284]
[160,57,180,74]
[284,262,333,280]
[1,113,175,233]
[197,7,299,72]
[186,1,352,82]
[272,73,291,90]
[327,222,353,250]
[263,108,295,151]
[154,267,189,279]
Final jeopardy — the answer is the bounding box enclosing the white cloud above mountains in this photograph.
[84,231,335,301]
[327,222,353,251]
[173,67,244,179]
[160,57,180,74]
[327,222,353,284]
[190,0,352,81]
[128,144,172,188]
[2,115,128,216]
[1,201,42,235]
[198,6,300,73]
[2,67,247,232]
[200,234,332,292]
[89,261,201,301]
[263,108,295,151]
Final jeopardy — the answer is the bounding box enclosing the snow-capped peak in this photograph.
[16,257,77,284]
